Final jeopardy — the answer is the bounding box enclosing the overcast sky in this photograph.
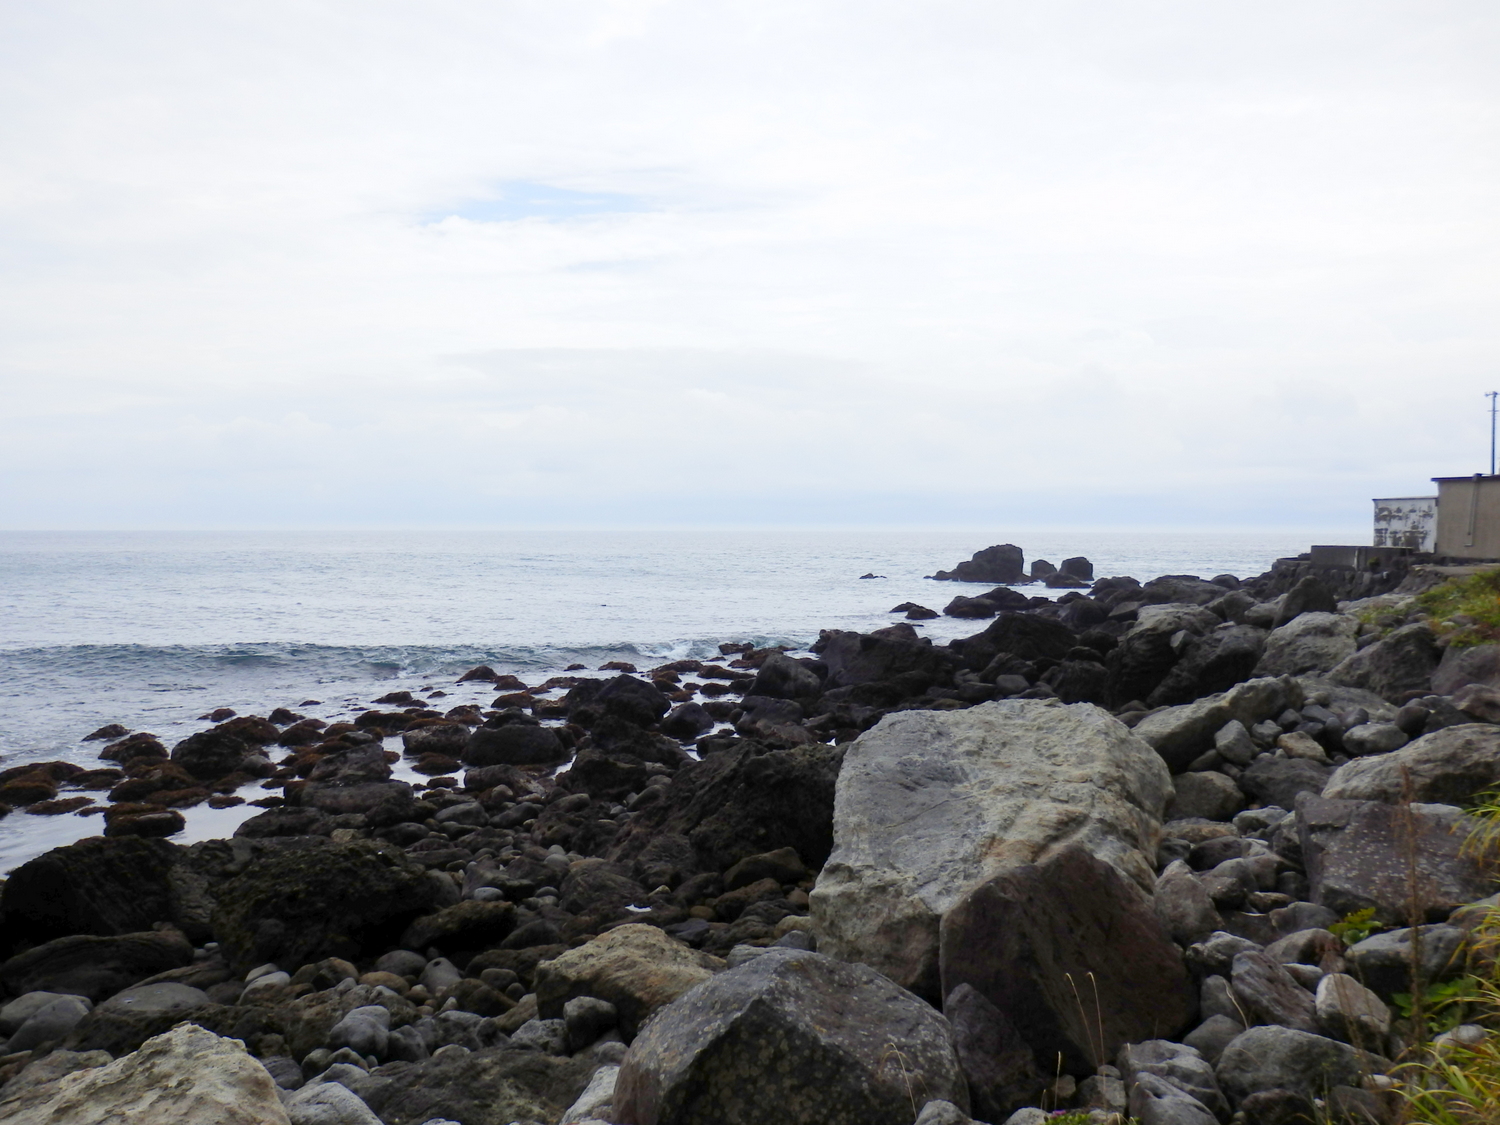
[1,1,1496,530]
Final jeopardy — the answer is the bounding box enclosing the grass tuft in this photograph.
[1413,569,1500,649]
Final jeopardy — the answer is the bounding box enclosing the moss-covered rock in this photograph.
[211,839,438,972]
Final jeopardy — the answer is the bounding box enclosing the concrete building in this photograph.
[1432,474,1500,558]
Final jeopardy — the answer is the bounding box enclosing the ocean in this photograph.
[0,528,1349,868]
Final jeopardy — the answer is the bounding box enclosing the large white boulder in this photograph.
[809,699,1172,999]
[0,1023,292,1125]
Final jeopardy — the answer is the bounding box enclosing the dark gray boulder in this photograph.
[746,653,824,701]
[169,717,277,779]
[1345,924,1468,996]
[608,740,843,886]
[1140,576,1230,607]
[612,948,968,1125]
[1322,723,1500,806]
[0,929,193,1002]
[1273,576,1339,628]
[932,543,1025,583]
[1060,556,1094,580]
[1327,623,1440,703]
[465,716,567,767]
[938,845,1197,1077]
[944,983,1043,1123]
[594,675,672,727]
[1147,625,1267,709]
[660,703,714,741]
[1229,951,1318,1032]
[210,839,439,972]
[1215,1025,1386,1105]
[0,836,186,950]
[814,623,954,689]
[1238,757,1330,810]
[1432,642,1500,695]
[1297,795,1490,925]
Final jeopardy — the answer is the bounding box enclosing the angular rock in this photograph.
[1314,973,1390,1047]
[283,1080,382,1125]
[1147,625,1267,709]
[1322,724,1500,805]
[1133,677,1303,774]
[327,1004,391,1058]
[1273,576,1338,626]
[1327,623,1440,703]
[814,624,955,689]
[811,700,1171,999]
[1340,723,1409,757]
[944,982,1044,1123]
[1345,924,1468,997]
[0,1023,292,1124]
[1432,642,1500,695]
[660,703,714,741]
[1214,721,1258,766]
[1118,1039,1227,1121]
[1128,1070,1218,1125]
[1230,951,1317,1032]
[1168,772,1243,821]
[1154,861,1223,946]
[1297,795,1490,924]
[1254,614,1359,678]
[592,675,673,727]
[1238,757,1330,810]
[560,1064,619,1124]
[534,924,724,1037]
[612,948,968,1125]
[1108,604,1221,708]
[1215,1025,1385,1104]
[210,840,439,972]
[1182,1015,1245,1066]
[939,846,1197,1076]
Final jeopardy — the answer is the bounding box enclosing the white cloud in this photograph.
[0,0,1496,528]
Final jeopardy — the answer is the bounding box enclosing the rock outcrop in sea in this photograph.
[0,551,1488,1124]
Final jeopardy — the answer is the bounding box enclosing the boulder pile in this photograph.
[1,555,1495,1125]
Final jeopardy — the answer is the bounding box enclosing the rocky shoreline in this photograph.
[0,543,1494,1125]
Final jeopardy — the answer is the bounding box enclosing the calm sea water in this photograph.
[0,528,1350,866]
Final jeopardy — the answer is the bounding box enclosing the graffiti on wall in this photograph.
[1373,496,1436,551]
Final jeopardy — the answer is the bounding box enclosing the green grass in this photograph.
[1414,569,1500,649]
[1394,790,1500,1122]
